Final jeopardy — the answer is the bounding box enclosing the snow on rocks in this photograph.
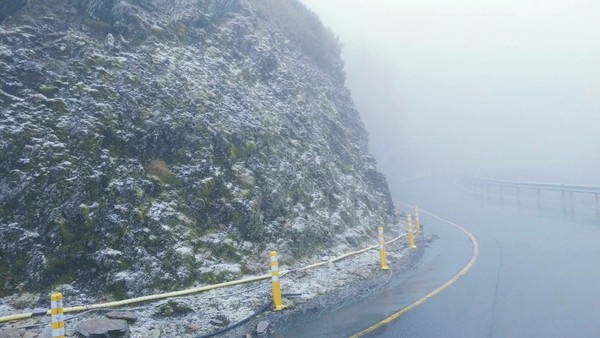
[1,0,397,322]
[0,228,421,338]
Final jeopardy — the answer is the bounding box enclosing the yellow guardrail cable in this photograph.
[0,231,407,323]
[0,274,272,323]
[290,234,406,274]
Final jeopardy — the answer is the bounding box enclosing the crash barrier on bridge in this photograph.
[0,208,422,325]
[461,177,600,210]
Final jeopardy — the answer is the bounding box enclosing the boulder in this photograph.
[256,320,269,335]
[76,317,128,337]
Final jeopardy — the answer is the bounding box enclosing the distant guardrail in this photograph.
[460,177,600,210]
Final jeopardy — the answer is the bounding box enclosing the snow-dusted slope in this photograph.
[0,0,396,298]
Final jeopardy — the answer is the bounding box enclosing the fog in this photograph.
[300,0,600,187]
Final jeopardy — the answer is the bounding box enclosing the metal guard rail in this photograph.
[466,177,600,195]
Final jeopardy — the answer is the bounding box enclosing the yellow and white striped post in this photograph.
[270,251,284,311]
[50,292,65,338]
[377,226,390,270]
[407,215,417,249]
[414,206,421,233]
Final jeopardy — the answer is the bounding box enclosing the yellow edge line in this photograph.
[349,206,479,338]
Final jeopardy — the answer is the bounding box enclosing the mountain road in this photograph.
[271,176,600,337]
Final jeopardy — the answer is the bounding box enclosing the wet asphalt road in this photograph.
[273,176,600,337]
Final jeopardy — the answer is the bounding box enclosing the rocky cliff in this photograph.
[0,0,396,298]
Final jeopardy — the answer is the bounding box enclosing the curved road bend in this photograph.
[270,176,600,338]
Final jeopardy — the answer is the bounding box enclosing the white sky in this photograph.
[300,0,600,184]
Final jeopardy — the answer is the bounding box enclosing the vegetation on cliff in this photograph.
[0,0,396,298]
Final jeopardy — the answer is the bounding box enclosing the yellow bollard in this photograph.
[414,206,421,233]
[270,251,285,311]
[377,226,390,270]
[407,215,417,249]
[50,292,65,338]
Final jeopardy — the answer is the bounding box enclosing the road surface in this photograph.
[271,176,600,337]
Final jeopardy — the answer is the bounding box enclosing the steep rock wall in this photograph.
[0,0,396,297]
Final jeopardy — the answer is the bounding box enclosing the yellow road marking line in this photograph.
[349,207,479,338]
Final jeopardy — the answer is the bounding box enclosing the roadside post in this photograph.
[270,251,285,311]
[51,292,65,338]
[378,226,390,270]
[414,206,421,232]
[407,215,417,249]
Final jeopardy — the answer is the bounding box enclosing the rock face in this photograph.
[0,0,396,297]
